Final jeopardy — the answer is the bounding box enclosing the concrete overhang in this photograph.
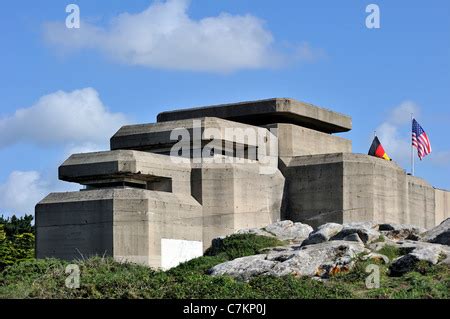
[156,98,352,134]
[58,150,191,185]
[110,117,274,156]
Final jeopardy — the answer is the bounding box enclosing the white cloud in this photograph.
[0,88,128,149]
[0,171,46,216]
[375,101,420,166]
[389,101,420,126]
[43,0,321,72]
[0,171,78,217]
[375,101,450,171]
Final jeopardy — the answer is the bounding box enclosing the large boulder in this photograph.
[302,223,343,246]
[207,255,276,281]
[421,218,450,246]
[330,222,381,243]
[389,240,449,276]
[209,241,365,280]
[389,246,444,276]
[342,233,364,243]
[235,228,274,238]
[394,239,449,254]
[263,220,313,242]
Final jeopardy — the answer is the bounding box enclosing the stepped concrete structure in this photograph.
[35,98,450,269]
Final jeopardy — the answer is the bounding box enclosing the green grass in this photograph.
[204,234,286,260]
[377,245,402,260]
[0,234,448,299]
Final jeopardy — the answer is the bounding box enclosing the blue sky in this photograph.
[0,0,449,216]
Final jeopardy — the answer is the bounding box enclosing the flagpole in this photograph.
[411,113,414,176]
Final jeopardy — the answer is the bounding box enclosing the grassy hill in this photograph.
[1,232,449,299]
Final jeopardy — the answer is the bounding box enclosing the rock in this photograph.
[366,238,398,252]
[389,246,443,276]
[235,228,274,238]
[421,218,450,246]
[330,222,381,243]
[361,253,390,264]
[264,220,313,242]
[264,246,297,261]
[342,233,363,243]
[411,246,444,264]
[389,240,449,276]
[209,241,365,280]
[395,239,450,255]
[378,223,425,241]
[302,223,343,246]
[208,255,276,281]
[379,223,426,233]
[288,241,365,278]
[389,255,420,276]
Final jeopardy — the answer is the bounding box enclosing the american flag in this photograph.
[412,119,432,160]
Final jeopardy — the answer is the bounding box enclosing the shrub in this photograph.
[0,214,34,237]
[204,234,286,260]
[0,216,35,270]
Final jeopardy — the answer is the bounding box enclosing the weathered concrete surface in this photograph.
[110,117,274,161]
[157,98,352,134]
[35,189,203,268]
[435,189,450,224]
[282,153,450,229]
[281,154,344,225]
[264,123,351,158]
[35,96,450,270]
[59,150,192,194]
[191,160,285,250]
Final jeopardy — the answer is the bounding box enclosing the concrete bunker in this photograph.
[35,98,450,268]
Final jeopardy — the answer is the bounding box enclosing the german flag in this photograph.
[368,136,391,161]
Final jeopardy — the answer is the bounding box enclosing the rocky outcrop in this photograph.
[209,241,366,281]
[379,223,425,241]
[263,221,313,242]
[302,223,343,246]
[237,220,313,242]
[330,222,381,243]
[209,219,450,280]
[388,240,449,276]
[421,218,450,246]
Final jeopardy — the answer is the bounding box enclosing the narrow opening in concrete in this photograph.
[86,181,146,190]
[83,176,173,192]
[146,177,172,192]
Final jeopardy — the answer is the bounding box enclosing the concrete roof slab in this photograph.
[156,98,352,133]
